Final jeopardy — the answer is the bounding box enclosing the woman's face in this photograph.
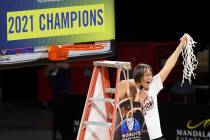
[140,68,153,90]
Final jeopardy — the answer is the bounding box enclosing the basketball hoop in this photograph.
[48,42,105,61]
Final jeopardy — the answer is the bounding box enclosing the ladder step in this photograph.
[94,60,131,70]
[84,121,112,127]
[89,97,115,103]
[105,88,116,94]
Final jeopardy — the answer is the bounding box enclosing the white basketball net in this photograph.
[181,33,198,86]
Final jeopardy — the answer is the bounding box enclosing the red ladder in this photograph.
[76,60,131,140]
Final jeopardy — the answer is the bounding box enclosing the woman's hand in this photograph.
[179,33,188,48]
[180,33,188,41]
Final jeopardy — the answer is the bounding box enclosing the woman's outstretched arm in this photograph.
[159,34,188,83]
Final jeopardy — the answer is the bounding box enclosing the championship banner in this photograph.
[0,0,115,50]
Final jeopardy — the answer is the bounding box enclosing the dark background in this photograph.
[115,0,209,50]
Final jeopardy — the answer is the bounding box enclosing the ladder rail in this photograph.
[110,68,121,140]
[76,66,99,140]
